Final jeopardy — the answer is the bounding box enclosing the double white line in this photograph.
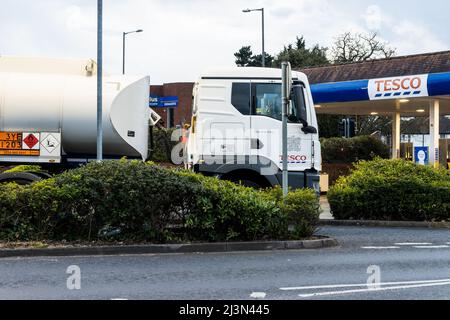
[280,279,450,298]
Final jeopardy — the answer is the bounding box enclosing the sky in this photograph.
[0,0,449,84]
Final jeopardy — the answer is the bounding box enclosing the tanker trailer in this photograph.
[0,56,161,184]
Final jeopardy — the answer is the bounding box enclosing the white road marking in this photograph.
[361,246,400,250]
[413,245,450,249]
[280,278,450,291]
[395,243,433,246]
[298,281,450,298]
[111,298,129,300]
[250,292,267,299]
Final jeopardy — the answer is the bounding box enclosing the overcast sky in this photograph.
[0,0,449,84]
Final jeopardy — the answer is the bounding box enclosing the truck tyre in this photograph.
[235,179,263,189]
[31,172,53,180]
[0,172,45,185]
[225,175,269,190]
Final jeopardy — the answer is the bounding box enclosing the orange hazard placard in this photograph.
[0,131,40,156]
[0,150,40,156]
[0,132,22,141]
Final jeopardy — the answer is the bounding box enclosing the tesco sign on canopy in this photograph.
[368,74,429,100]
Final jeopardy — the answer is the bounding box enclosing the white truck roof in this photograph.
[200,67,308,82]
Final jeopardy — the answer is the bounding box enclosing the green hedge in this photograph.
[328,159,450,221]
[321,136,390,164]
[0,160,320,242]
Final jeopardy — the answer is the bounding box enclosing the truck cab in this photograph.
[185,67,321,192]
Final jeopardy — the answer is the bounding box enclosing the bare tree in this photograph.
[356,115,392,136]
[331,32,396,63]
[331,32,397,137]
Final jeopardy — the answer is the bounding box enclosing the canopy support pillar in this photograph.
[392,112,401,159]
[429,99,440,167]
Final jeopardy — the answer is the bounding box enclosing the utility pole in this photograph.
[97,0,103,162]
[281,62,291,197]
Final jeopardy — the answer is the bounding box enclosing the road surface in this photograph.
[1,226,450,300]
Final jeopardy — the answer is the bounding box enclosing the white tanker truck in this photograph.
[0,57,321,191]
[0,56,161,184]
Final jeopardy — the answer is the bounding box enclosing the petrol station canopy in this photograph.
[301,51,450,116]
[299,50,450,165]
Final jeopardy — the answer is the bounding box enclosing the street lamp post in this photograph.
[122,29,143,75]
[243,8,265,67]
[97,0,103,162]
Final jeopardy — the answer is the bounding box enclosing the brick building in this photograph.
[150,82,194,128]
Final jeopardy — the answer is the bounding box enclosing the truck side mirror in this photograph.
[302,125,318,134]
[291,85,316,134]
[291,85,307,125]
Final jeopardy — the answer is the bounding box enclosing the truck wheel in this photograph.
[31,172,53,180]
[237,179,263,189]
[221,171,271,190]
[0,172,45,185]
[226,177,267,189]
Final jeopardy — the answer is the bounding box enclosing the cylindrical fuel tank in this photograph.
[0,57,150,160]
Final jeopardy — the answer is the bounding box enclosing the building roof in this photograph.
[300,51,450,84]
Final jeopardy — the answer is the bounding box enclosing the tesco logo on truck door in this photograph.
[368,74,429,100]
[279,155,308,164]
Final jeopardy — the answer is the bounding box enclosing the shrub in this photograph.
[177,171,282,241]
[321,136,390,164]
[267,187,320,238]
[149,128,179,163]
[328,159,450,221]
[0,183,26,239]
[0,161,320,242]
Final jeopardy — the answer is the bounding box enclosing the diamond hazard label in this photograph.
[23,133,39,149]
[41,134,60,154]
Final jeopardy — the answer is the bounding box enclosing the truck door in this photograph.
[207,81,251,161]
[250,82,313,175]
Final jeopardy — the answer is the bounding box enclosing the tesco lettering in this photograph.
[280,155,307,162]
[368,74,429,100]
[375,77,422,92]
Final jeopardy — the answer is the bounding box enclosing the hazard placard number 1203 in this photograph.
[0,141,21,150]
[0,132,23,150]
